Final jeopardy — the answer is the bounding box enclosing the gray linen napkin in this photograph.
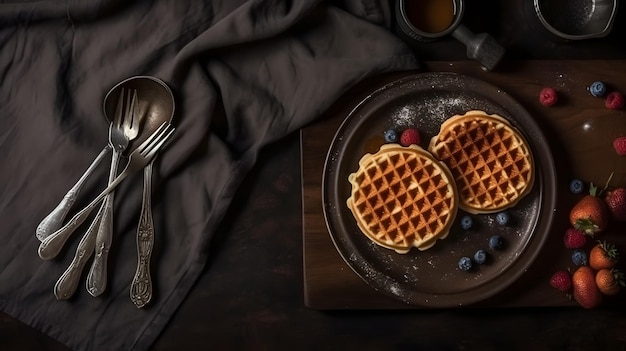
[0,0,418,349]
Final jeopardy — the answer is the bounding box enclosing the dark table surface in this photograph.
[3,1,626,350]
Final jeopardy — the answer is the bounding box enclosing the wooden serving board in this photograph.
[302,60,626,309]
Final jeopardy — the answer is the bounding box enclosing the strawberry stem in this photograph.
[589,183,598,197]
[590,172,615,197]
[575,218,600,235]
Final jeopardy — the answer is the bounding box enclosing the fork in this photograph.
[86,88,140,297]
[129,159,155,308]
[35,88,135,242]
[51,88,135,299]
[38,122,175,260]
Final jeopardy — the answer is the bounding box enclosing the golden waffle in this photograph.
[428,110,534,214]
[346,144,458,253]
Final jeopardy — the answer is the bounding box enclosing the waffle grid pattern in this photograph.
[429,113,533,214]
[348,146,456,252]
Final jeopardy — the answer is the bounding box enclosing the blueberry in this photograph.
[569,179,584,194]
[495,211,510,226]
[473,249,488,264]
[572,249,588,266]
[589,81,607,97]
[460,215,473,230]
[458,256,473,271]
[489,235,504,250]
[384,129,398,143]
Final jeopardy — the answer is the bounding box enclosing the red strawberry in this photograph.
[569,182,610,236]
[539,87,558,106]
[399,128,420,146]
[596,268,625,295]
[572,266,602,309]
[589,240,620,270]
[550,270,572,292]
[605,187,626,221]
[605,91,625,110]
[563,228,586,249]
[613,137,626,155]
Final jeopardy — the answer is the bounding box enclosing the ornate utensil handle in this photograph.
[130,161,154,308]
[36,146,110,241]
[53,208,101,299]
[38,149,131,260]
[38,192,105,260]
[86,148,121,297]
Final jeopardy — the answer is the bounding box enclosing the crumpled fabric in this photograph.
[0,0,417,349]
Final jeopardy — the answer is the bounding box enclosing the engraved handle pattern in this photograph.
[37,151,131,260]
[53,208,101,299]
[86,148,121,297]
[38,195,103,260]
[130,162,154,308]
[36,146,110,241]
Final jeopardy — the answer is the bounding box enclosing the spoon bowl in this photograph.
[103,76,175,155]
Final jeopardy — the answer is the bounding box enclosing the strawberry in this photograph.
[605,187,626,221]
[399,128,420,146]
[539,87,558,106]
[572,266,602,309]
[589,240,620,270]
[550,270,572,292]
[563,228,586,249]
[595,268,625,295]
[613,136,626,156]
[569,182,609,235]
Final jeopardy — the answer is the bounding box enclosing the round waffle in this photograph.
[428,110,534,214]
[346,144,458,254]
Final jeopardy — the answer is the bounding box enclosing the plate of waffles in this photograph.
[322,72,557,307]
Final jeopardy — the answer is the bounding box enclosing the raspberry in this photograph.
[572,249,588,266]
[539,87,558,107]
[563,228,586,249]
[550,270,572,292]
[605,91,625,110]
[399,128,420,146]
[613,136,626,156]
[569,179,584,194]
[589,81,607,97]
[383,129,398,143]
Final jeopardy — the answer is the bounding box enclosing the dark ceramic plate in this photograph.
[322,72,557,308]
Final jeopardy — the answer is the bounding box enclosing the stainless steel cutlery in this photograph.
[36,76,176,307]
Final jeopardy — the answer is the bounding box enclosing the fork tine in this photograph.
[134,122,167,154]
[140,124,174,156]
[114,87,125,128]
[141,126,175,160]
[128,89,138,127]
[131,90,140,129]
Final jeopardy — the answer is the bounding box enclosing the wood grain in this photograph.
[302,60,626,309]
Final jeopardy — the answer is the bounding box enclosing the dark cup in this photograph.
[395,0,465,42]
[394,0,505,71]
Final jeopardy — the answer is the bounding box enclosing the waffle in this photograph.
[428,110,534,214]
[346,144,458,253]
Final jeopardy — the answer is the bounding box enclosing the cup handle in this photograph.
[451,24,505,71]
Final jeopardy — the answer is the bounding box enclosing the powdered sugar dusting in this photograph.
[325,72,551,307]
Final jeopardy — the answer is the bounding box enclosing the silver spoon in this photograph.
[128,77,174,308]
[52,76,174,299]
